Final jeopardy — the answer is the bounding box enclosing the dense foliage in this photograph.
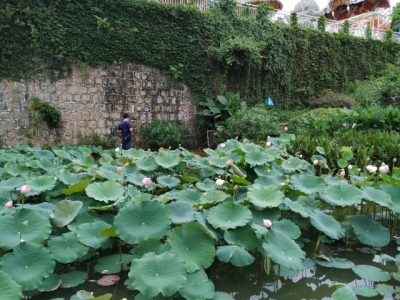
[139,119,184,150]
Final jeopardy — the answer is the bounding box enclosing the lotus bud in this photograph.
[284,126,288,131]
[313,160,319,165]
[299,154,302,158]
[393,157,397,163]
[20,184,30,194]
[263,219,272,228]
[233,185,238,191]
[339,169,345,177]
[220,143,226,148]
[124,163,129,167]
[142,177,153,185]
[147,148,151,152]
[215,179,225,186]
[117,167,123,174]
[115,147,120,152]
[226,160,233,167]
[366,165,377,174]
[266,141,272,147]
[348,164,353,170]
[20,239,25,243]
[198,205,203,211]
[379,162,389,174]
[4,200,13,208]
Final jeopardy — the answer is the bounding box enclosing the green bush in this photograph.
[307,91,355,109]
[139,120,184,150]
[31,96,61,127]
[76,131,117,149]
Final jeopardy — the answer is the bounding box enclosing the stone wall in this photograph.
[0,64,197,148]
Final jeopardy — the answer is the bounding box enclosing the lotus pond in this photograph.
[0,134,399,300]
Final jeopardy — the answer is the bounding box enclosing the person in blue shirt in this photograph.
[117,113,133,150]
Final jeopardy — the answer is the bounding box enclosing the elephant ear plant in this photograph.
[0,136,399,299]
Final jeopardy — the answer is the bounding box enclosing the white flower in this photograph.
[215,179,225,186]
[233,185,238,191]
[348,164,353,170]
[366,165,377,174]
[142,177,153,185]
[263,219,272,228]
[115,147,120,152]
[220,143,226,148]
[20,184,30,194]
[284,126,288,131]
[352,123,357,128]
[313,160,319,165]
[394,157,397,163]
[379,162,389,174]
[20,239,25,243]
[266,141,272,147]
[339,169,345,177]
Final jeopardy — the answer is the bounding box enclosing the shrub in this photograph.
[139,119,184,150]
[31,96,61,128]
[307,91,355,109]
[76,131,117,149]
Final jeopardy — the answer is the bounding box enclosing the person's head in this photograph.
[123,112,129,119]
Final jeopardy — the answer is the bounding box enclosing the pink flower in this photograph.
[117,167,123,174]
[233,185,238,191]
[379,162,389,174]
[142,177,153,185]
[339,169,345,177]
[20,185,30,194]
[226,160,233,167]
[4,200,13,208]
[263,219,272,228]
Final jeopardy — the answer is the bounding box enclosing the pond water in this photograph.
[31,243,398,300]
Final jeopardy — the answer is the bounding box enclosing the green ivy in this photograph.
[31,96,61,128]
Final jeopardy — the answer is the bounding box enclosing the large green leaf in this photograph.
[320,181,364,207]
[47,232,89,263]
[167,222,215,273]
[247,186,284,208]
[245,150,274,166]
[52,200,83,227]
[281,157,307,172]
[167,201,195,224]
[200,190,229,205]
[157,175,181,188]
[290,173,326,194]
[155,152,180,169]
[349,215,390,247]
[114,201,171,244]
[216,245,255,267]
[4,162,29,176]
[361,187,392,208]
[315,257,355,269]
[0,177,26,191]
[353,286,379,297]
[176,189,201,204]
[76,221,113,249]
[60,271,86,288]
[224,225,257,251]
[136,156,158,171]
[352,265,391,282]
[85,181,125,203]
[129,252,187,297]
[380,184,400,213]
[63,179,92,195]
[37,273,62,292]
[27,175,57,192]
[0,242,55,291]
[0,208,51,250]
[309,210,345,240]
[0,270,23,300]
[207,201,252,230]
[179,270,214,300]
[273,219,301,239]
[131,238,171,259]
[94,254,133,274]
[262,229,305,271]
[332,285,357,300]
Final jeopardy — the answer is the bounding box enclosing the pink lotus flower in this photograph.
[4,200,13,208]
[263,219,272,228]
[20,184,30,194]
[339,169,345,177]
[379,162,389,174]
[233,185,238,191]
[226,160,233,167]
[142,177,153,185]
[117,167,123,174]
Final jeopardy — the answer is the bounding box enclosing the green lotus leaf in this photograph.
[224,225,257,251]
[393,271,400,282]
[352,265,391,282]
[114,201,171,244]
[309,210,345,240]
[239,142,261,153]
[349,215,390,247]
[273,219,301,239]
[52,200,83,227]
[129,252,187,297]
[291,173,326,194]
[216,245,255,267]
[0,177,26,191]
[60,271,86,288]
[99,154,114,165]
[76,221,113,249]
[126,172,147,186]
[353,286,378,297]
[125,148,147,159]
[194,212,221,241]
[136,156,158,171]
[180,174,199,184]
[0,208,51,250]
[0,242,55,291]
[0,270,23,300]
[200,190,229,205]
[272,264,299,278]
[247,185,284,208]
[135,294,167,300]
[196,179,217,192]
[95,167,120,181]
[207,201,252,230]
[155,152,180,169]
[320,181,364,207]
[176,189,201,203]
[262,229,305,271]
[284,197,309,217]
[72,157,96,168]
[337,159,348,168]
[332,285,357,300]
[94,254,133,274]
[85,181,124,203]
[208,156,230,168]
[47,232,89,263]
[53,149,72,161]
[33,149,55,160]
[315,257,355,269]
[131,238,171,259]
[157,175,181,188]
[37,273,62,292]
[375,284,395,297]
[67,213,98,232]
[212,292,235,300]
[63,179,92,195]
[361,187,392,208]
[168,222,215,272]
[70,290,94,300]
[179,270,215,300]
[36,158,56,172]
[229,174,251,185]
[167,201,195,224]
[27,175,56,192]
[20,202,55,218]
[281,157,307,172]
[245,150,274,166]
[4,161,29,176]
[380,184,400,213]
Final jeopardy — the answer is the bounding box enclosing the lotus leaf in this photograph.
[168,222,215,272]
[0,177,25,191]
[176,189,201,203]
[353,286,378,297]
[247,185,284,208]
[291,173,326,194]
[216,245,255,267]
[22,202,54,218]
[136,156,158,171]
[135,294,167,300]
[208,156,230,168]
[36,158,56,172]
[352,265,391,282]
[27,175,56,192]
[85,181,124,203]
[262,229,305,271]
[245,150,274,166]
[126,173,147,186]
[349,215,390,247]
[63,179,92,195]
[320,181,364,207]
[196,179,218,192]
[37,273,62,292]
[53,149,72,161]
[94,254,133,274]
[200,190,229,204]
[167,201,195,224]
[194,212,221,240]
[33,149,55,160]
[60,271,86,288]
[0,270,23,300]
[180,174,199,184]
[72,157,96,167]
[52,200,83,227]
[315,257,354,269]
[129,252,187,297]
[0,208,51,250]
[48,232,89,263]
[157,175,181,188]
[272,219,301,239]
[380,184,400,213]
[0,242,55,291]
[212,292,235,300]
[76,220,113,249]
[131,238,171,259]
[179,270,215,300]
[375,284,395,297]
[239,143,261,153]
[70,290,94,300]
[281,157,307,172]
[332,285,357,300]
[224,225,257,251]
[394,271,400,282]
[4,161,29,176]
[95,167,120,181]
[309,210,345,240]
[361,187,392,208]
[284,197,309,217]
[114,201,171,244]
[272,264,299,278]
[67,213,98,232]
[207,201,252,230]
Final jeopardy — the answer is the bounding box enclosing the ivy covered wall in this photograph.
[1,0,399,108]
